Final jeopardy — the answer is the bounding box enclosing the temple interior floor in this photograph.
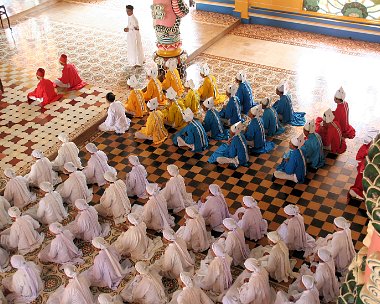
[0,0,380,302]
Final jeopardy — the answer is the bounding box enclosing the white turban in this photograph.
[235,71,246,82]
[85,143,98,153]
[40,181,54,193]
[183,108,194,122]
[260,97,270,107]
[302,275,315,290]
[166,87,177,100]
[8,206,21,218]
[284,204,299,216]
[167,164,179,177]
[58,133,69,143]
[127,213,140,226]
[250,105,262,117]
[32,149,44,159]
[104,171,117,183]
[92,237,108,250]
[334,86,346,101]
[226,84,238,96]
[10,255,26,269]
[209,184,221,196]
[127,75,138,88]
[277,83,285,93]
[128,155,140,166]
[135,261,149,275]
[212,242,225,257]
[203,97,214,109]
[163,229,176,241]
[304,120,316,133]
[184,79,195,89]
[165,58,177,71]
[147,97,158,111]
[317,248,332,262]
[267,231,281,243]
[146,183,159,196]
[185,206,198,218]
[291,133,304,147]
[323,108,334,124]
[4,168,16,179]
[200,63,210,76]
[223,218,238,230]
[243,196,257,208]
[334,216,350,229]
[244,258,260,272]
[180,272,194,288]
[98,294,113,304]
[75,199,89,211]
[64,264,78,278]
[146,66,158,78]
[49,222,64,235]
[230,121,244,134]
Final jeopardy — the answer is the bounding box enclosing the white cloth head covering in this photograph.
[64,264,78,278]
[323,108,335,124]
[267,231,281,243]
[203,97,214,109]
[32,149,44,159]
[64,162,76,173]
[147,97,158,111]
[317,248,332,262]
[334,86,346,101]
[209,184,221,196]
[147,66,158,78]
[10,255,26,268]
[235,71,246,82]
[135,261,149,275]
[364,136,373,145]
[244,258,260,272]
[243,196,257,208]
[334,216,350,229]
[180,272,194,288]
[185,206,198,218]
[127,213,140,226]
[183,108,194,122]
[104,171,117,183]
[284,204,299,216]
[39,181,54,193]
[146,183,159,196]
[250,105,262,117]
[302,275,315,290]
[277,83,286,93]
[165,58,177,71]
[4,168,16,179]
[127,75,138,88]
[260,97,270,107]
[304,120,316,133]
[200,63,210,76]
[128,155,140,166]
[8,206,21,218]
[223,218,238,230]
[212,242,225,257]
[166,87,177,100]
[85,143,98,153]
[92,237,108,250]
[49,222,64,235]
[58,133,69,143]
[75,199,89,211]
[163,229,176,241]
[226,84,238,96]
[167,164,179,177]
[184,79,195,89]
[98,294,113,304]
[230,121,244,134]
[291,134,304,147]
[291,136,298,147]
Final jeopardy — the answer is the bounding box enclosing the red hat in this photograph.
[36,68,45,77]
[59,54,67,64]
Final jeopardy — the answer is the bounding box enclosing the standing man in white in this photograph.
[124,5,144,67]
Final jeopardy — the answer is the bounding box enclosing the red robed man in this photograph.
[27,68,63,106]
[54,54,87,91]
[333,86,356,139]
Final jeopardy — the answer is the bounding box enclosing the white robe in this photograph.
[314,260,339,302]
[83,151,116,186]
[4,176,36,208]
[0,246,10,272]
[2,261,43,304]
[0,215,44,255]
[126,14,144,66]
[172,286,214,304]
[142,192,174,231]
[274,287,320,304]
[95,180,131,225]
[25,157,61,187]
[52,141,82,171]
[0,196,12,229]
[113,222,163,260]
[56,171,93,204]
[234,206,267,241]
[125,164,149,198]
[99,101,131,134]
[199,195,230,232]
[161,175,194,213]
[224,227,250,266]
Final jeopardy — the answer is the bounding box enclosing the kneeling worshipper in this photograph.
[54,54,87,90]
[99,92,131,134]
[273,134,307,184]
[57,162,93,204]
[87,237,130,290]
[27,68,63,106]
[199,184,230,232]
[121,261,168,304]
[277,204,315,255]
[273,83,305,126]
[0,206,44,255]
[95,171,131,225]
[125,155,149,198]
[275,275,320,304]
[134,97,169,145]
[261,97,285,136]
[316,108,347,154]
[163,87,186,129]
[221,218,250,266]
[113,213,163,260]
[52,132,83,172]
[154,229,195,280]
[67,199,110,242]
[223,258,272,304]
[183,79,200,114]
[142,183,175,232]
[198,63,227,105]
[2,255,43,304]
[176,206,213,253]
[232,196,267,241]
[235,71,255,115]
[173,108,209,152]
[333,86,355,139]
[219,84,242,126]
[312,248,339,303]
[3,168,36,208]
[0,196,11,229]
[161,164,194,214]
[47,264,95,304]
[38,222,84,265]
[208,121,249,168]
[300,120,325,169]
[0,245,10,272]
[25,149,61,187]
[314,216,355,275]
[202,97,229,140]
[245,104,275,154]
[144,65,165,105]
[98,293,123,304]
[83,142,116,186]
[162,58,185,97]
[124,75,147,118]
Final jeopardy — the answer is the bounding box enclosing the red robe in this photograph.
[333,102,355,139]
[316,118,347,154]
[27,78,63,106]
[349,143,370,198]
[58,63,87,91]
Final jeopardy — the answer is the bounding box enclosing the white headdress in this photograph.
[135,261,149,275]
[184,79,195,89]
[180,272,194,288]
[166,87,177,100]
[49,222,64,235]
[267,231,281,243]
[230,121,244,134]
[32,149,44,159]
[203,97,214,109]
[85,143,98,153]
[334,86,346,101]
[147,66,158,78]
[146,183,159,196]
[277,83,286,93]
[334,216,350,229]
[127,213,140,226]
[165,58,177,71]
[92,237,108,250]
[75,199,89,211]
[244,258,261,272]
[200,63,210,76]
[250,104,262,117]
[260,97,270,107]
[223,218,238,230]
[4,168,16,179]
[185,206,198,218]
[235,71,246,82]
[64,162,76,173]
[167,164,179,177]
[128,155,140,166]
[284,204,299,216]
[323,108,334,124]
[127,75,138,88]
[40,181,54,193]
[243,196,257,208]
[104,171,117,183]
[226,84,238,96]
[58,133,69,143]
[302,275,315,290]
[304,120,316,133]
[64,264,78,278]
[183,108,194,122]
[8,206,21,218]
[147,97,158,111]
[209,184,221,196]
[163,229,176,241]
[317,248,332,262]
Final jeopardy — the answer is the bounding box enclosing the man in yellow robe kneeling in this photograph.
[144,65,166,106]
[162,87,186,129]
[198,63,227,106]
[125,75,147,118]
[183,79,199,114]
[162,58,184,97]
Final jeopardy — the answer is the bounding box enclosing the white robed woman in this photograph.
[0,196,12,229]
[125,155,149,198]
[3,168,36,208]
[52,133,83,172]
[98,293,124,304]
[124,5,144,67]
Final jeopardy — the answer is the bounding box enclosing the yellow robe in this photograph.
[162,100,186,129]
[125,89,147,118]
[143,78,166,105]
[162,69,184,97]
[138,110,168,145]
[183,89,200,114]
[198,75,227,105]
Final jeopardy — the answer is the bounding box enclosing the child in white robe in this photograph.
[0,245,10,272]
[98,293,123,304]
[2,255,44,303]
[161,164,194,213]
[0,196,12,229]
[52,132,83,172]
[3,168,36,208]
[0,207,44,255]
[125,155,149,198]
[95,171,131,225]
[38,222,84,265]
[83,143,116,186]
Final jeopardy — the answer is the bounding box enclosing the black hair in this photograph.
[126,5,134,10]
[106,92,116,102]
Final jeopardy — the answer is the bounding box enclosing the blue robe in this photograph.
[208,133,249,167]
[273,95,305,126]
[219,96,242,125]
[301,133,325,169]
[236,81,256,115]
[173,119,209,152]
[245,117,275,154]
[262,107,285,136]
[276,148,307,183]
[203,109,229,140]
